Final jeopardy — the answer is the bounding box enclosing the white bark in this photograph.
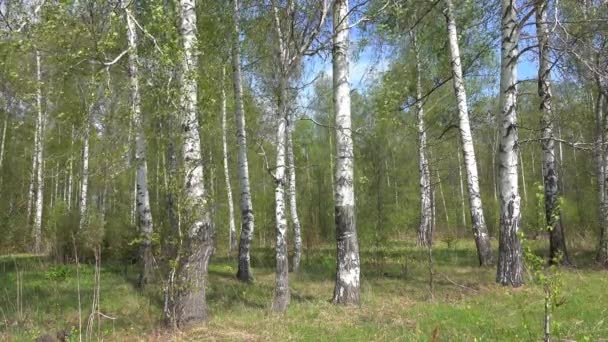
[445,0,493,264]
[0,112,7,173]
[332,0,360,305]
[220,67,237,252]
[67,125,74,210]
[172,0,214,327]
[286,114,302,272]
[79,117,89,231]
[497,0,523,286]
[32,49,44,254]
[232,0,256,281]
[270,1,290,312]
[413,31,433,248]
[125,0,155,286]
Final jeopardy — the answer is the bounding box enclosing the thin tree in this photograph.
[412,30,433,248]
[220,67,237,252]
[232,0,256,281]
[124,0,155,285]
[286,112,302,272]
[32,49,45,254]
[496,0,524,287]
[332,0,361,305]
[535,0,570,265]
[444,0,493,265]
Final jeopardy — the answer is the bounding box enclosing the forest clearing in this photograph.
[1,0,607,340]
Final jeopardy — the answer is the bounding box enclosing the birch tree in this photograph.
[444,0,492,265]
[535,0,570,265]
[232,0,256,281]
[32,49,44,253]
[412,30,433,248]
[221,67,237,252]
[332,0,360,305]
[172,0,215,326]
[497,0,523,287]
[124,0,155,285]
[287,113,302,272]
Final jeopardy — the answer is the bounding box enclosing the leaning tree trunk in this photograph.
[232,0,256,282]
[535,0,570,265]
[32,49,44,254]
[412,31,433,248]
[286,114,302,273]
[445,0,493,265]
[172,0,215,327]
[332,0,361,305]
[125,1,155,286]
[497,0,524,287]
[220,67,237,252]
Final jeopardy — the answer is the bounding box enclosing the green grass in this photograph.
[1,239,607,341]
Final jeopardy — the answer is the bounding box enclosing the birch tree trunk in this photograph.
[599,92,608,267]
[535,0,570,265]
[32,49,44,254]
[220,67,237,252]
[125,1,155,286]
[0,112,7,177]
[173,0,215,326]
[332,0,360,305]
[445,0,493,264]
[270,2,290,313]
[67,125,74,210]
[79,116,89,232]
[287,114,302,273]
[232,0,256,281]
[413,31,433,248]
[497,0,523,286]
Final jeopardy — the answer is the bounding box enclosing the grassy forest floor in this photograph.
[1,239,607,341]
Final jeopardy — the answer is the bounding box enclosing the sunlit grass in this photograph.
[1,238,606,341]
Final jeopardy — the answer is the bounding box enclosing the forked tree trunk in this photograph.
[220,67,237,252]
[445,0,493,265]
[497,0,524,287]
[32,49,44,254]
[332,0,361,305]
[413,31,433,248]
[535,0,570,265]
[286,114,302,272]
[232,0,256,281]
[125,1,155,286]
[172,0,215,326]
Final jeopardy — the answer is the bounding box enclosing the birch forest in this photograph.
[1,0,607,340]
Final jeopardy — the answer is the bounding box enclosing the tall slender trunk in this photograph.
[457,143,467,228]
[220,67,237,252]
[172,0,214,326]
[445,0,493,264]
[436,170,451,235]
[232,0,256,282]
[27,117,38,226]
[0,112,8,183]
[125,1,155,286]
[270,2,290,313]
[595,92,605,240]
[287,114,302,272]
[79,117,89,231]
[599,92,608,267]
[536,0,569,265]
[32,49,44,254]
[413,31,433,248]
[67,125,74,210]
[497,0,523,287]
[332,0,360,305]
